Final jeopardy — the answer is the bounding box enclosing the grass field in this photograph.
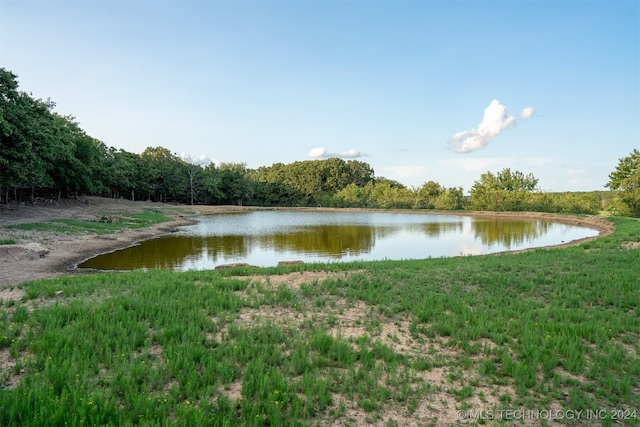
[0,216,638,426]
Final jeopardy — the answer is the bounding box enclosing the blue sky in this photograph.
[1,0,638,192]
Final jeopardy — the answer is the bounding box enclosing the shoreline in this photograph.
[0,198,615,288]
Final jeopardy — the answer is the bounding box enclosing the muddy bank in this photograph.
[0,198,614,288]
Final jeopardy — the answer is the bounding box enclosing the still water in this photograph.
[79,211,599,271]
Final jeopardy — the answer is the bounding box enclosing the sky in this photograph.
[1,0,638,193]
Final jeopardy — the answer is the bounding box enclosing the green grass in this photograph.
[0,239,16,245]
[3,209,172,235]
[0,217,638,426]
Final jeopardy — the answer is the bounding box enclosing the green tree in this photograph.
[48,114,107,199]
[219,163,252,205]
[496,168,538,191]
[201,163,224,204]
[414,181,445,209]
[246,158,376,207]
[346,160,375,187]
[0,69,61,202]
[469,168,539,211]
[335,183,369,207]
[606,149,640,216]
[317,158,351,193]
[1,69,111,202]
[367,178,413,209]
[141,147,188,202]
[132,152,157,201]
[105,148,139,199]
[433,186,466,210]
[0,68,26,201]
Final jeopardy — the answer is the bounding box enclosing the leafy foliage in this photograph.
[248,158,375,206]
[469,168,539,211]
[606,149,640,217]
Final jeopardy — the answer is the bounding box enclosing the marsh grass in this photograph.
[0,217,638,425]
[3,209,171,235]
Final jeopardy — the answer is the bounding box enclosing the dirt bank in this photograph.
[0,198,614,288]
[0,197,189,288]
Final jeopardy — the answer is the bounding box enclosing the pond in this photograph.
[78,210,600,271]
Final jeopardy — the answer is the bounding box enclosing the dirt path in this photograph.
[0,197,614,288]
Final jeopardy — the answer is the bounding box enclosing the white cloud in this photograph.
[308,147,363,159]
[520,107,535,120]
[308,147,328,159]
[449,100,516,153]
[340,149,362,158]
[179,152,219,166]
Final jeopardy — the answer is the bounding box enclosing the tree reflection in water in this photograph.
[79,211,597,271]
[472,219,549,249]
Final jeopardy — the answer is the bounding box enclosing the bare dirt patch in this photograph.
[246,270,356,291]
[218,379,244,404]
[0,348,20,390]
[0,287,25,303]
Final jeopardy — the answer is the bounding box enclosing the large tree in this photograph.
[140,147,188,202]
[1,68,107,202]
[201,163,224,204]
[104,148,134,199]
[469,168,539,211]
[606,149,640,216]
[218,163,252,205]
[0,77,69,201]
[415,181,445,209]
[48,114,107,199]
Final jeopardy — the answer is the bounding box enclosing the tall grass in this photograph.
[0,217,638,425]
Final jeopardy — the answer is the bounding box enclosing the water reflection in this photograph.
[78,211,598,271]
[472,219,549,249]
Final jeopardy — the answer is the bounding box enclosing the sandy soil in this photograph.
[0,197,192,288]
[0,197,614,289]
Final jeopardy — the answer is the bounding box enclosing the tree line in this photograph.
[1,68,638,216]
